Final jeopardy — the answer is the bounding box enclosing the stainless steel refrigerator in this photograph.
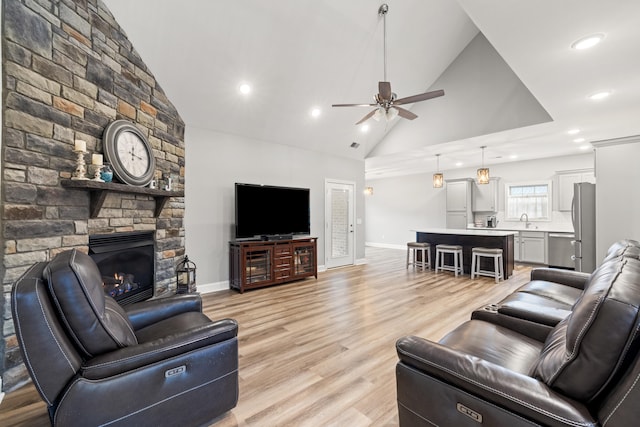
[571,182,596,272]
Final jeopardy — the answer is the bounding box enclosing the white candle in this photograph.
[74,140,87,152]
[91,154,103,166]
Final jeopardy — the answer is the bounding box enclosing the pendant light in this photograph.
[477,146,490,184]
[433,154,443,188]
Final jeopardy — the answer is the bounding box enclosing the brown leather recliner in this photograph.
[396,245,640,426]
[12,249,239,426]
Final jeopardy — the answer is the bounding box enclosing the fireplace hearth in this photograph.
[89,231,155,305]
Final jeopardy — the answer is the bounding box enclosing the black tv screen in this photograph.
[235,183,310,239]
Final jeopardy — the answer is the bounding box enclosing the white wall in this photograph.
[365,153,593,247]
[184,125,365,288]
[593,136,640,260]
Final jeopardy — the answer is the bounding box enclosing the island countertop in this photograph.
[412,228,518,237]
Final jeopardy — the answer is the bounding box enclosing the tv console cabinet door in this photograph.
[241,244,274,290]
[292,240,317,279]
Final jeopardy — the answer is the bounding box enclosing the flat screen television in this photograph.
[235,183,310,239]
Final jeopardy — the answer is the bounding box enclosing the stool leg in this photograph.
[406,248,410,269]
[499,255,504,282]
[435,251,440,273]
[471,253,476,279]
[426,248,431,270]
[454,251,458,277]
[494,255,499,284]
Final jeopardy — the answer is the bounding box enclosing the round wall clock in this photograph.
[103,120,156,186]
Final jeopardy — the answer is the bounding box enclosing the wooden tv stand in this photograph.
[229,237,317,293]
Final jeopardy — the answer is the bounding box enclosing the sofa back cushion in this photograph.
[45,249,137,358]
[602,239,640,262]
[534,256,640,402]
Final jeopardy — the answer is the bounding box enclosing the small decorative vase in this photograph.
[100,163,113,182]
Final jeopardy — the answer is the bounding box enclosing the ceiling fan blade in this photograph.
[332,103,377,107]
[394,89,445,105]
[355,109,377,125]
[395,106,418,120]
[378,81,392,101]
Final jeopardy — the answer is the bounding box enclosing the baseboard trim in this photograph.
[197,280,230,294]
[365,242,406,251]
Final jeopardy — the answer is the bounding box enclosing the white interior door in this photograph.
[325,180,355,269]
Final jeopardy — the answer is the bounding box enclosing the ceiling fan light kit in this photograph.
[433,154,443,188]
[332,4,444,125]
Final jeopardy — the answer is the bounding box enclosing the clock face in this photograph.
[116,131,151,177]
[103,120,156,186]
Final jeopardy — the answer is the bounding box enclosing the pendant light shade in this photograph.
[477,146,490,184]
[433,154,443,188]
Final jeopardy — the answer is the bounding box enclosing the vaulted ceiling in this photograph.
[104,0,640,179]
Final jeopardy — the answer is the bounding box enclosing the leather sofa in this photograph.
[396,239,640,426]
[12,249,239,426]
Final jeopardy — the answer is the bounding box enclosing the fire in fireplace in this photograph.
[89,231,155,305]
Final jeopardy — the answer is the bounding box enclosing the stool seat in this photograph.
[406,242,431,271]
[436,244,462,251]
[471,247,504,283]
[435,244,463,277]
[472,247,503,255]
[407,242,430,248]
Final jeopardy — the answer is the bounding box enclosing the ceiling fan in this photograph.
[332,4,444,125]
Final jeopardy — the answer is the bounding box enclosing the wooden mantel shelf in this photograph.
[61,179,184,218]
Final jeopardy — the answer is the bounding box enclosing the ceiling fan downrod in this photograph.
[379,4,389,83]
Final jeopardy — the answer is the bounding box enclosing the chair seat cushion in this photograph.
[407,242,430,248]
[436,244,462,251]
[438,320,544,375]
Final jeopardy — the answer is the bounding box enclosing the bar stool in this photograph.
[406,242,431,271]
[471,247,504,283]
[435,244,463,277]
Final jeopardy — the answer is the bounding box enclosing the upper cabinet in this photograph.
[473,178,499,212]
[446,179,473,212]
[557,169,595,211]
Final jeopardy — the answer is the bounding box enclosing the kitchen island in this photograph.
[414,228,517,279]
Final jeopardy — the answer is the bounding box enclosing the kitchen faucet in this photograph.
[520,213,531,229]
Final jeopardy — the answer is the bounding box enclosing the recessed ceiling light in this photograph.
[571,33,605,50]
[360,124,370,133]
[310,108,321,118]
[509,154,518,160]
[567,128,580,135]
[238,83,251,95]
[455,162,463,167]
[579,145,591,150]
[573,137,586,143]
[588,91,611,100]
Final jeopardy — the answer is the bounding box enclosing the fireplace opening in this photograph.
[89,231,155,305]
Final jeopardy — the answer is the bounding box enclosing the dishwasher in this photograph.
[548,233,575,269]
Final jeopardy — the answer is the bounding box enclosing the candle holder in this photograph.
[71,150,89,180]
[91,164,104,182]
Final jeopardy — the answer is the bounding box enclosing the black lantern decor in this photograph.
[176,255,197,294]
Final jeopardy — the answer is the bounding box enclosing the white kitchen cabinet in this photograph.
[557,170,595,211]
[445,179,473,228]
[514,235,521,261]
[446,179,472,211]
[520,231,546,264]
[473,178,499,212]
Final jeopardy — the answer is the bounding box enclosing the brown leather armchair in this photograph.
[396,245,640,426]
[12,249,238,426]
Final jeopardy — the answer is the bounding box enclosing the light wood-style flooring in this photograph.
[0,247,532,426]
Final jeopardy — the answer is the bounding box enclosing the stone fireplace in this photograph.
[1,0,186,391]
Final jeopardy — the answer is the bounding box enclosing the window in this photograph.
[505,181,551,220]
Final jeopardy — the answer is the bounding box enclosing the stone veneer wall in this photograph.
[1,0,186,391]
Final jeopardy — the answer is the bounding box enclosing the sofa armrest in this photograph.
[82,318,237,379]
[498,300,572,327]
[124,294,203,330]
[396,335,595,426]
[530,267,591,290]
[471,306,553,342]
